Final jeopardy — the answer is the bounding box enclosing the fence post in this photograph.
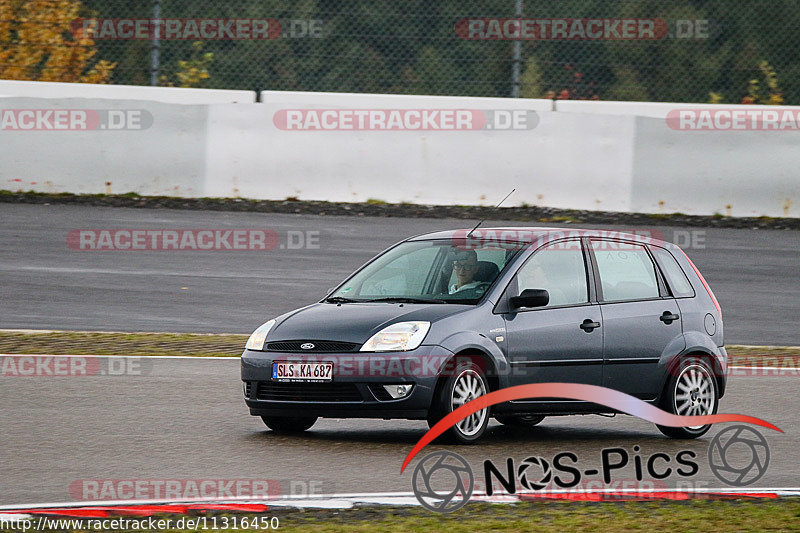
[511,0,523,97]
[150,0,161,86]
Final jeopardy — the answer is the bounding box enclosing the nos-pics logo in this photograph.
[411,425,770,513]
[411,451,473,513]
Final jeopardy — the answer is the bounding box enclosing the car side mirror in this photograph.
[509,288,549,309]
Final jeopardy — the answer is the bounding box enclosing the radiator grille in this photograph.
[255,381,363,402]
[265,340,360,353]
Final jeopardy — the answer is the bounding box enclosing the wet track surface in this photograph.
[1,203,798,344]
[1,203,799,505]
[0,358,797,505]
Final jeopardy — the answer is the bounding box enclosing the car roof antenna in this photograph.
[466,189,516,238]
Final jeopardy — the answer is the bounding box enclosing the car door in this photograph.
[588,239,686,399]
[502,239,604,388]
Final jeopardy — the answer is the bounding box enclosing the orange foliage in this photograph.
[0,0,115,82]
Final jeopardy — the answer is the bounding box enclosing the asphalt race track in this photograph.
[0,357,797,505]
[1,203,799,505]
[1,203,798,344]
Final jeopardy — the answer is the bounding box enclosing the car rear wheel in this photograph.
[495,414,545,427]
[428,361,490,444]
[261,416,317,434]
[657,358,718,439]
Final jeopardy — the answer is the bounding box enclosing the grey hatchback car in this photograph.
[241,227,726,443]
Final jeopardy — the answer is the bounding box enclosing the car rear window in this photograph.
[590,241,660,302]
[651,246,695,298]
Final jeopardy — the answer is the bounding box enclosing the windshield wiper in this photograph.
[365,297,446,304]
[324,296,359,303]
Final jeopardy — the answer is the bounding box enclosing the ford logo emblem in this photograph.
[300,343,315,350]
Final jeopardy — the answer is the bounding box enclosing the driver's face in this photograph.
[453,259,478,285]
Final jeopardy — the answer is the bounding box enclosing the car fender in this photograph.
[669,331,727,397]
[435,330,512,388]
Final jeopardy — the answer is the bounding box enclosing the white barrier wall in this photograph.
[0,97,206,196]
[204,104,634,210]
[632,117,800,217]
[0,86,798,217]
[556,99,800,119]
[0,80,254,104]
[260,90,555,111]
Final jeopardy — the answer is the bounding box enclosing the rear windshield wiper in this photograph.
[324,296,359,303]
[365,297,446,304]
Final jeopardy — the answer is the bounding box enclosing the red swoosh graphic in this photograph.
[401,383,781,473]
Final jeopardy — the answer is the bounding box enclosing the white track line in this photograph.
[1,356,798,371]
[2,488,800,512]
[0,513,33,520]
[729,366,800,371]
[0,354,238,360]
[0,329,245,336]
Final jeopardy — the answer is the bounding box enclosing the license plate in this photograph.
[272,362,333,382]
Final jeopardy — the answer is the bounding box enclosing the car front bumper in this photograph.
[241,345,454,419]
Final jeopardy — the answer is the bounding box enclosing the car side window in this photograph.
[651,246,695,298]
[590,240,659,302]
[516,241,588,307]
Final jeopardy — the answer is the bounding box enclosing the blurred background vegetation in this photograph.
[0,0,796,104]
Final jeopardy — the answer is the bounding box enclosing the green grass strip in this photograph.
[0,331,798,367]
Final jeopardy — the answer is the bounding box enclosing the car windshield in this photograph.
[327,239,519,304]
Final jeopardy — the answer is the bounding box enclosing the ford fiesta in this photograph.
[241,228,726,443]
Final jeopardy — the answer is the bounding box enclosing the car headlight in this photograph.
[360,321,430,352]
[245,319,276,351]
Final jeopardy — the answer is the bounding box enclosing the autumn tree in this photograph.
[0,0,115,83]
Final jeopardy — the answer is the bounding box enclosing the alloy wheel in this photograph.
[674,364,716,429]
[450,369,488,437]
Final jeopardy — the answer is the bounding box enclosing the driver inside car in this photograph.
[449,250,483,294]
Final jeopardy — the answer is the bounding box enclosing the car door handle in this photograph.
[580,319,601,332]
[660,311,680,324]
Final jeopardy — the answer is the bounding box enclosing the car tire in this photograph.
[427,361,490,444]
[495,414,545,427]
[657,358,718,439]
[261,416,317,434]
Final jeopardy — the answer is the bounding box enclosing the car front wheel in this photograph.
[428,361,490,444]
[261,416,317,434]
[657,358,718,439]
